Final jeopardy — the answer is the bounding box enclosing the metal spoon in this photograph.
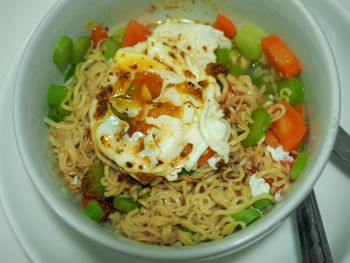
[296,126,350,263]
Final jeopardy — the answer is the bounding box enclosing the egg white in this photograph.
[90,20,232,183]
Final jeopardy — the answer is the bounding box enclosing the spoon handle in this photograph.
[333,126,350,166]
[296,190,333,263]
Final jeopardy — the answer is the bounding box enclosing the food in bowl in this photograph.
[44,13,308,246]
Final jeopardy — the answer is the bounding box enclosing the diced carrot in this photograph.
[293,104,304,116]
[265,130,280,148]
[261,34,302,79]
[198,147,215,165]
[271,100,306,152]
[91,24,109,48]
[121,19,151,47]
[214,14,236,39]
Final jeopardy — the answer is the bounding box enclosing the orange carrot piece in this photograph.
[121,19,151,47]
[272,101,306,152]
[293,104,304,116]
[261,34,302,79]
[214,14,236,38]
[198,147,215,165]
[265,130,280,148]
[91,24,109,48]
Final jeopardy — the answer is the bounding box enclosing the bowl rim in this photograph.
[13,0,340,261]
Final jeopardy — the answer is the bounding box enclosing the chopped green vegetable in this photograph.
[290,153,308,179]
[253,107,271,130]
[228,64,245,78]
[218,81,224,91]
[113,196,139,213]
[47,85,68,108]
[64,65,76,82]
[52,36,73,67]
[295,141,305,153]
[110,102,131,121]
[232,208,261,225]
[47,106,69,122]
[82,200,105,222]
[214,48,231,67]
[141,192,150,200]
[178,168,195,176]
[253,198,272,210]
[111,26,125,39]
[103,38,121,60]
[229,49,250,71]
[87,163,105,195]
[125,85,136,99]
[235,24,265,60]
[247,61,276,94]
[178,225,196,235]
[241,107,271,147]
[70,36,91,65]
[259,94,273,107]
[277,77,304,104]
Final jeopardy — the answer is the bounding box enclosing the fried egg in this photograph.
[90,20,231,183]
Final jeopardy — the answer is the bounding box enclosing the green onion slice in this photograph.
[232,208,261,225]
[64,65,76,83]
[290,153,308,180]
[103,38,121,60]
[47,85,68,108]
[253,198,272,210]
[70,36,91,65]
[52,36,73,67]
[47,106,69,122]
[113,196,139,213]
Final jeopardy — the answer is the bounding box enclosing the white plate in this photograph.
[0,0,350,262]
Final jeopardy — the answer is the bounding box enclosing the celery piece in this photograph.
[214,48,231,67]
[241,107,271,147]
[228,64,245,78]
[235,24,265,60]
[277,77,304,104]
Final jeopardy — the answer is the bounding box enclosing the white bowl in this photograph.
[13,0,340,262]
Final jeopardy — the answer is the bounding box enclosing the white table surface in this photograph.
[1,0,350,262]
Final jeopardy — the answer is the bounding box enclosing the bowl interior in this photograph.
[14,0,339,261]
